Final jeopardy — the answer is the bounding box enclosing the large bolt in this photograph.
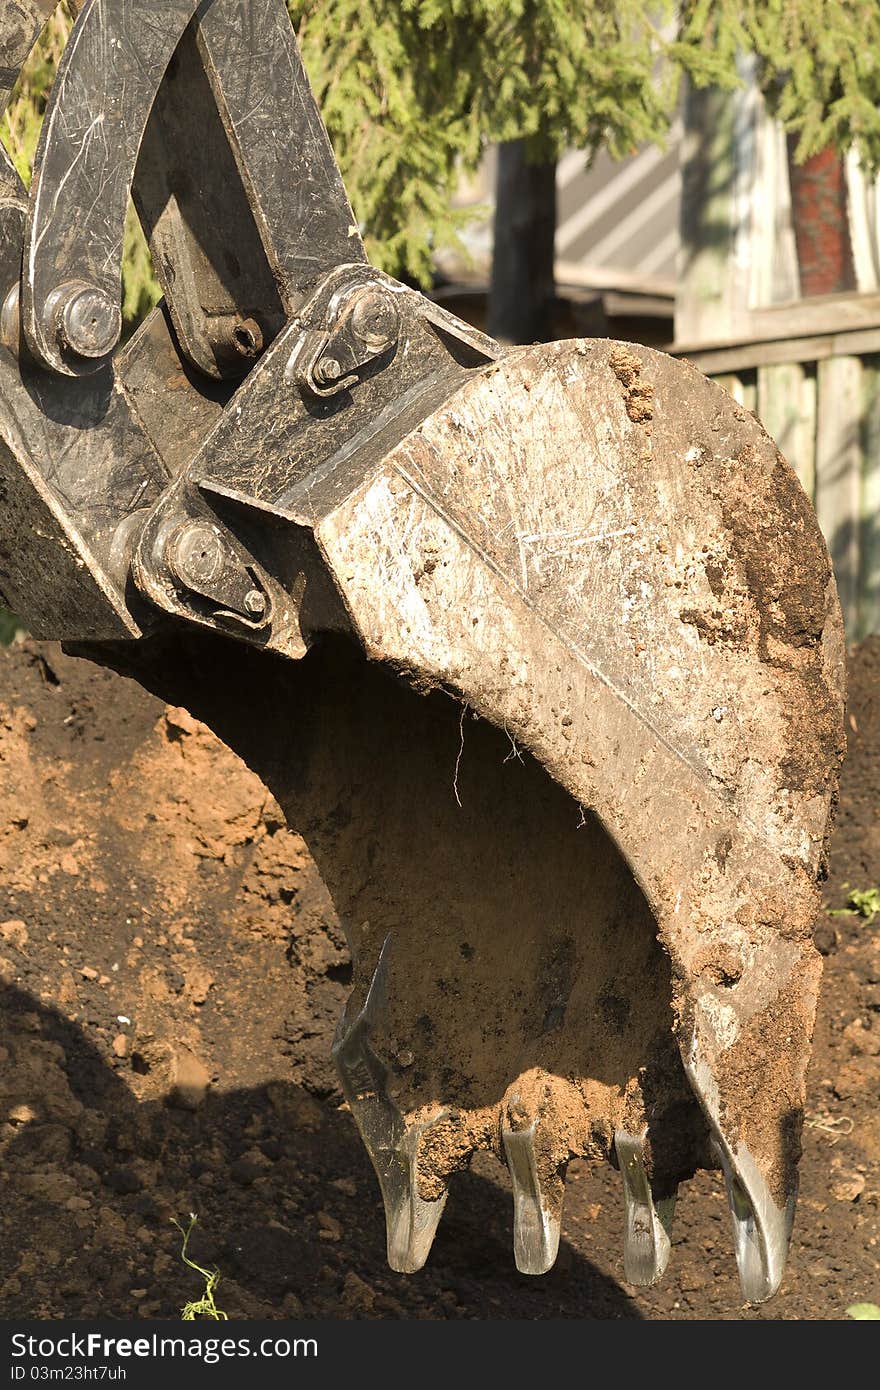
[166,520,226,591]
[244,588,267,618]
[349,286,399,355]
[205,314,265,370]
[54,282,121,359]
[312,355,343,387]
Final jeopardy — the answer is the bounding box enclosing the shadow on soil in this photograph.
[0,984,642,1320]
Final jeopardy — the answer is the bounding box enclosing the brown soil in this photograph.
[0,636,877,1321]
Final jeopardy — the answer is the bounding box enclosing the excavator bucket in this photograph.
[0,0,844,1304]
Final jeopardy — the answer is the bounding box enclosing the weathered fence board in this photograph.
[677,76,880,639]
[860,357,880,638]
[815,357,863,633]
[713,371,756,410]
[757,362,816,498]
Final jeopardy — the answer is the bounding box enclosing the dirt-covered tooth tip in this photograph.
[614,1129,674,1287]
[382,1113,450,1274]
[712,1139,794,1304]
[502,1114,562,1276]
[331,940,447,1273]
[686,1037,796,1303]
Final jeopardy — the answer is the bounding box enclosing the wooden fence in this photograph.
[676,75,880,639]
[673,300,880,639]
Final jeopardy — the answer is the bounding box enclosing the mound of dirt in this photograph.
[0,638,877,1320]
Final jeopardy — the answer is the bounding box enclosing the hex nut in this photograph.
[313,355,343,385]
[244,588,267,617]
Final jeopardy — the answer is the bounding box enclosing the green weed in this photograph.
[172,1214,229,1321]
[847,1303,880,1320]
[830,888,880,923]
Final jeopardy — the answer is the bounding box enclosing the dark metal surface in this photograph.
[122,259,493,652]
[130,263,496,656]
[132,11,287,380]
[0,0,497,651]
[0,306,180,636]
[0,1,55,113]
[134,0,367,379]
[22,0,204,375]
[194,0,366,305]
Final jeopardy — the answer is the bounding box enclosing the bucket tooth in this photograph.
[331,940,447,1273]
[380,1114,449,1274]
[614,1129,674,1287]
[710,1136,793,1304]
[685,1032,796,1303]
[502,1100,564,1275]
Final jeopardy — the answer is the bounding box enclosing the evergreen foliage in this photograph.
[294,0,880,281]
[1,2,879,295]
[289,1,680,279]
[674,2,880,169]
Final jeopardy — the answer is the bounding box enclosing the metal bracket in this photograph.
[286,280,401,397]
[22,0,205,375]
[157,515,271,627]
[0,0,498,655]
[21,0,367,380]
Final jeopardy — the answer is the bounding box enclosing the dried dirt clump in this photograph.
[609,344,654,422]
